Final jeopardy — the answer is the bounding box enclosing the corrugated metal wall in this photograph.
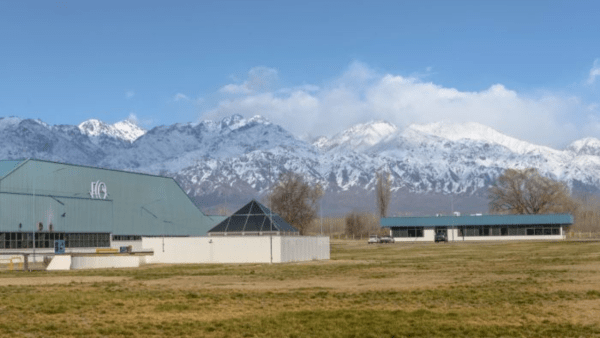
[0,160,217,236]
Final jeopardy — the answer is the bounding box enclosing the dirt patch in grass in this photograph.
[141,273,458,292]
[0,276,128,286]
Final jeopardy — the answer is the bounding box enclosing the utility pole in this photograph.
[269,161,273,264]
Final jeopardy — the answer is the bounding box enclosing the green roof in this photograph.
[381,214,573,227]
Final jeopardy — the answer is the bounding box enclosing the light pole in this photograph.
[269,161,273,264]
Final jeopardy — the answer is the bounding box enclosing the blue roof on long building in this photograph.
[381,214,573,227]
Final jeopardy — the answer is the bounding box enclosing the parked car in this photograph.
[435,232,448,243]
[380,236,395,244]
[368,235,380,244]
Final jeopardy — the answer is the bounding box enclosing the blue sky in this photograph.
[0,0,599,147]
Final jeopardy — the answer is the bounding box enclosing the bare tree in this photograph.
[489,168,576,214]
[345,212,367,237]
[268,172,323,235]
[570,195,600,233]
[345,212,382,237]
[376,171,392,218]
[216,205,230,216]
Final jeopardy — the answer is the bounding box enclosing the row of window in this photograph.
[113,235,142,241]
[392,227,425,238]
[390,226,562,238]
[0,232,110,249]
[458,226,561,237]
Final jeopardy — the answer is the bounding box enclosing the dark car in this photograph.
[380,236,395,244]
[434,232,448,243]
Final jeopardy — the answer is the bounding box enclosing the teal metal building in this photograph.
[0,159,221,250]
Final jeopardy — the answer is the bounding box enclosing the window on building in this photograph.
[392,227,424,237]
[113,235,142,241]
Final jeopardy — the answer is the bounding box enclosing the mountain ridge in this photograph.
[1,115,600,215]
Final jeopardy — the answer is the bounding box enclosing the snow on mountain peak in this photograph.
[0,117,23,130]
[219,114,271,131]
[247,115,271,125]
[407,121,554,155]
[78,118,145,142]
[315,120,398,151]
[567,137,600,156]
[112,120,146,142]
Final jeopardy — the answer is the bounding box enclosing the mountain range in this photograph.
[1,115,599,216]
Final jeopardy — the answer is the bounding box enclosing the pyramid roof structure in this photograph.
[208,199,299,235]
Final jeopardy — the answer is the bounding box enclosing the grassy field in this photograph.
[1,240,600,337]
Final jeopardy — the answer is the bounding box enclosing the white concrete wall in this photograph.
[448,229,459,241]
[142,236,330,264]
[110,240,143,251]
[46,255,71,270]
[71,255,140,270]
[142,237,273,264]
[277,236,330,262]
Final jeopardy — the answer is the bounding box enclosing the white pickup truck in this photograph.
[368,235,380,244]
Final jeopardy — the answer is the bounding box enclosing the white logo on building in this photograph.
[90,181,108,199]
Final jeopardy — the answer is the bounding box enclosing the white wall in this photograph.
[448,229,459,241]
[142,236,330,264]
[110,240,143,251]
[46,255,71,270]
[277,236,330,262]
[71,255,140,270]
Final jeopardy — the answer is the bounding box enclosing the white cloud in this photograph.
[126,113,139,124]
[173,93,190,101]
[125,113,153,128]
[125,91,135,99]
[205,62,595,148]
[220,84,252,95]
[588,59,600,85]
[219,66,278,95]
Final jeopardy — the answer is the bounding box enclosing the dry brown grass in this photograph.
[0,240,599,337]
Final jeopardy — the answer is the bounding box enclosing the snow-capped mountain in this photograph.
[78,119,146,143]
[567,138,600,157]
[98,114,315,173]
[2,114,600,215]
[172,119,600,214]
[314,120,397,152]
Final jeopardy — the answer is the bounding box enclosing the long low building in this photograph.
[381,214,573,242]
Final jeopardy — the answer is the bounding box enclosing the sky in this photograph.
[0,0,599,148]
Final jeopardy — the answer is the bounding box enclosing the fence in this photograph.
[306,216,388,238]
[567,231,600,239]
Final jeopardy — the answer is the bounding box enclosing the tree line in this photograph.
[263,167,599,236]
